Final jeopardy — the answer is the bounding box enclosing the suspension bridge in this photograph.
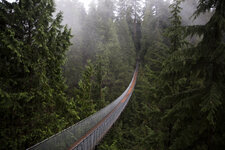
[27,64,139,150]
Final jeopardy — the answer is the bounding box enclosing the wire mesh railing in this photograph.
[27,64,138,150]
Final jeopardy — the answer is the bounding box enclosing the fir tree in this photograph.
[161,0,225,149]
[74,60,96,119]
[57,0,87,89]
[0,0,75,149]
[159,0,188,149]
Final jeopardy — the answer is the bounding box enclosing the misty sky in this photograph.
[5,0,92,10]
[55,0,92,10]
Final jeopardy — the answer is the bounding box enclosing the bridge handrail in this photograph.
[27,64,138,150]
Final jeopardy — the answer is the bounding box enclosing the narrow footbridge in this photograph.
[28,64,138,150]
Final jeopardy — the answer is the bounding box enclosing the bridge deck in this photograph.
[27,64,138,150]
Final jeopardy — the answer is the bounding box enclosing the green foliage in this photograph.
[166,0,187,53]
[100,0,224,149]
[73,60,96,119]
[0,0,76,149]
[98,1,170,149]
[2,0,225,149]
[59,0,87,88]
[159,0,225,149]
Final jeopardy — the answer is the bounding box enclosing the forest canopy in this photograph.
[0,0,225,149]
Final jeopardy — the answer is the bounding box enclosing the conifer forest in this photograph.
[1,0,225,149]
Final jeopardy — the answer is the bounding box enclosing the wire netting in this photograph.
[27,65,138,150]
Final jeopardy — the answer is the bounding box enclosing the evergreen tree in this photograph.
[140,0,170,63]
[56,0,87,89]
[73,60,96,119]
[94,0,127,102]
[116,0,136,69]
[158,0,188,149]
[98,1,171,149]
[161,0,225,149]
[91,56,108,110]
[125,0,143,52]
[0,0,75,149]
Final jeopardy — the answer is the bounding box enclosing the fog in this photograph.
[180,0,212,25]
[54,0,212,37]
[4,0,212,30]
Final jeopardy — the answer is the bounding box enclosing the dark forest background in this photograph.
[0,0,225,149]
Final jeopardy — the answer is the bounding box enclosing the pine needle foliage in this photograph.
[0,0,76,149]
[160,0,225,149]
